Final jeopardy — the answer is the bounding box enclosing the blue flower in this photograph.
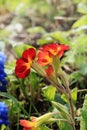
[0,102,9,125]
[0,51,7,92]
[0,52,6,65]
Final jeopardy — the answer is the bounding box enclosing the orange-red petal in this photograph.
[39,43,69,57]
[22,48,36,61]
[20,120,34,128]
[15,59,30,78]
[15,48,36,78]
[37,51,52,66]
[40,43,58,56]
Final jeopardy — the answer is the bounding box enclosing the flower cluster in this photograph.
[0,52,7,91]
[37,43,69,66]
[15,43,69,78]
[0,102,9,126]
[37,43,69,76]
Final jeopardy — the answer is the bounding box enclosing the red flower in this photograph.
[20,118,37,130]
[37,43,69,66]
[45,66,54,77]
[15,48,36,78]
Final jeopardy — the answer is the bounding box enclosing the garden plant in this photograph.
[0,0,87,130]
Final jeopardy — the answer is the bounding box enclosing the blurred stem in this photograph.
[20,79,40,116]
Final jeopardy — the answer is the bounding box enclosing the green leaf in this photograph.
[1,124,6,130]
[50,31,69,44]
[62,87,78,105]
[72,15,87,28]
[38,125,52,130]
[5,61,16,75]
[27,26,46,34]
[79,63,87,75]
[37,37,53,45]
[0,92,29,117]
[13,44,34,57]
[42,85,56,101]
[71,87,78,105]
[52,101,70,121]
[58,121,72,130]
[53,56,60,72]
[29,71,39,89]
[80,94,87,130]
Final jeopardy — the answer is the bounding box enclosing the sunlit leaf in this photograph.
[42,85,56,101]
[37,37,53,45]
[72,15,87,28]
[62,87,78,105]
[50,31,69,44]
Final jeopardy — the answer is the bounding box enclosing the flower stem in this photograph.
[57,69,76,130]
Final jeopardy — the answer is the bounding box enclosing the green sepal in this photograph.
[52,56,60,73]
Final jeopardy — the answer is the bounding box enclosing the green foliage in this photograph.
[29,71,39,90]
[58,121,72,130]
[38,125,52,130]
[80,94,87,130]
[52,101,70,121]
[0,92,29,116]
[42,85,56,101]
[50,31,69,44]
[62,87,78,105]
[27,26,46,34]
[37,37,53,45]
[13,44,33,57]
[1,0,87,130]
[72,15,87,28]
